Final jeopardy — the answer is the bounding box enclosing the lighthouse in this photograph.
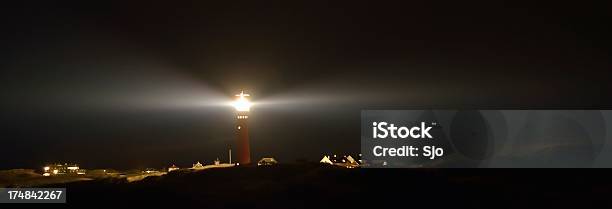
[232,90,252,165]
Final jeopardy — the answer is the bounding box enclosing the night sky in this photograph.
[1,2,611,169]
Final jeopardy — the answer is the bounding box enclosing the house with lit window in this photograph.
[257,157,278,166]
[168,164,179,172]
[191,161,205,170]
[319,154,360,168]
[43,163,86,176]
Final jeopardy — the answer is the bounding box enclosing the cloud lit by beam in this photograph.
[4,63,230,113]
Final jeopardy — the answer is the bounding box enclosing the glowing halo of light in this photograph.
[232,91,252,111]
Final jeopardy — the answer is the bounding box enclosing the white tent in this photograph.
[346,155,358,164]
[320,155,333,165]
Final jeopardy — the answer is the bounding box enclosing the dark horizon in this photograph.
[2,1,611,169]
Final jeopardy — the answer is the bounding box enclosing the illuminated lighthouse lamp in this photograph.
[232,91,252,112]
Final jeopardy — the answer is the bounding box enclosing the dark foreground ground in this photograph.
[7,164,612,208]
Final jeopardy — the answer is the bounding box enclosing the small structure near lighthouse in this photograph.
[232,90,252,165]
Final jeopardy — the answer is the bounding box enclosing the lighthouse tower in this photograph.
[233,91,252,165]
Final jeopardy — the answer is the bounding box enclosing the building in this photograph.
[257,157,278,166]
[143,168,159,174]
[191,161,205,170]
[319,154,360,168]
[43,163,85,176]
[168,164,179,172]
[233,91,252,164]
